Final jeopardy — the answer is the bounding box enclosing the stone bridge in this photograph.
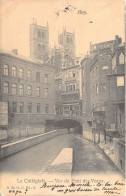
[54,114,82,129]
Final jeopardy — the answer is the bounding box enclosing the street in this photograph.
[0,131,120,175]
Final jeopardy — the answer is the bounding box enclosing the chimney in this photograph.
[12,49,18,55]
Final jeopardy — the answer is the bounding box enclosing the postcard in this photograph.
[0,0,125,195]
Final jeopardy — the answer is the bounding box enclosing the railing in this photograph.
[56,113,82,121]
[62,89,79,95]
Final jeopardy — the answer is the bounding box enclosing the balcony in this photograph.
[62,89,79,95]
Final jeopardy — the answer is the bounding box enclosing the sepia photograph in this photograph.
[0,0,125,195]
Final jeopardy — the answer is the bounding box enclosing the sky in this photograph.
[0,0,125,57]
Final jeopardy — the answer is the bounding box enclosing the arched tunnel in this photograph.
[53,119,82,134]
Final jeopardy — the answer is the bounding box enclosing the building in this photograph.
[107,44,125,137]
[90,35,122,56]
[54,28,75,73]
[0,49,55,129]
[81,35,124,141]
[54,28,82,117]
[30,19,49,61]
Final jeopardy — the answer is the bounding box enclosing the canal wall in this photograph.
[0,129,68,159]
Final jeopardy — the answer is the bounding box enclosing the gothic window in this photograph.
[38,31,41,38]
[119,53,124,64]
[71,37,73,44]
[42,44,45,52]
[67,37,70,43]
[42,31,45,38]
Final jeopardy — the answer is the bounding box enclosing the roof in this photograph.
[0,48,49,66]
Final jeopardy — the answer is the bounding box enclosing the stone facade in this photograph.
[30,19,49,61]
[0,49,55,129]
[81,36,125,141]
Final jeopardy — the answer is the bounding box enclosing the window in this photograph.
[27,85,32,96]
[37,103,40,113]
[4,64,9,76]
[36,87,40,96]
[67,37,70,43]
[12,102,17,113]
[4,82,9,94]
[58,83,61,90]
[12,67,17,77]
[42,45,45,52]
[66,86,69,91]
[73,84,75,90]
[45,104,48,113]
[28,103,32,113]
[27,70,32,80]
[45,88,48,97]
[20,102,24,113]
[12,83,17,95]
[73,71,75,77]
[117,76,124,86]
[119,53,124,64]
[96,84,99,94]
[36,72,40,82]
[38,31,41,38]
[69,85,72,91]
[42,31,45,38]
[19,68,24,79]
[19,84,24,95]
[45,74,48,83]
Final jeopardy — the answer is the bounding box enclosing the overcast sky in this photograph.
[0,0,125,57]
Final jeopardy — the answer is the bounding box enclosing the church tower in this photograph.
[30,19,49,61]
[58,27,75,58]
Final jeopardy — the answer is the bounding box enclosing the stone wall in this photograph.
[113,138,125,174]
[0,129,68,159]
